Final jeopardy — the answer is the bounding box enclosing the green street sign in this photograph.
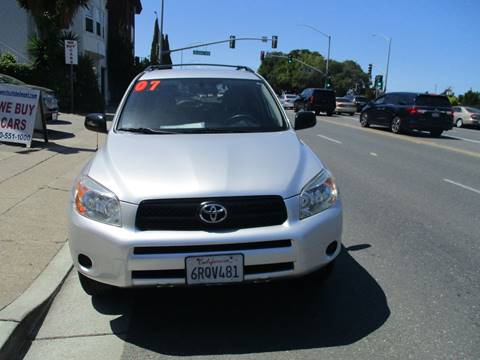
[193,50,211,56]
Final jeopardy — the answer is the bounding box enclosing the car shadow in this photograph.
[94,246,390,355]
[47,119,72,125]
[371,126,460,140]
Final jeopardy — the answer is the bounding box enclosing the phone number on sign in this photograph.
[0,131,31,142]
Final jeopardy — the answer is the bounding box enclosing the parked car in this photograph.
[279,93,297,109]
[335,97,356,115]
[0,73,59,121]
[294,88,336,116]
[452,106,480,128]
[69,65,342,296]
[346,95,369,112]
[360,92,453,137]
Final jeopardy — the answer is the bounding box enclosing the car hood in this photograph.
[86,130,323,203]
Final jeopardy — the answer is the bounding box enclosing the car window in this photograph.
[452,107,461,112]
[415,95,451,107]
[465,107,480,113]
[384,94,397,104]
[374,96,385,105]
[117,78,288,133]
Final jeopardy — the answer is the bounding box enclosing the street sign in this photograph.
[193,50,211,56]
[64,40,78,65]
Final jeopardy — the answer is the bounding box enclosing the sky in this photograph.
[134,0,479,95]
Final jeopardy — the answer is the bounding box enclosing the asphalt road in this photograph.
[24,112,480,360]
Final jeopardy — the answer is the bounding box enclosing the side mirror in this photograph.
[85,113,107,133]
[294,111,316,130]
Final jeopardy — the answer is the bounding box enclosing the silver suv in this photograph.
[68,65,342,295]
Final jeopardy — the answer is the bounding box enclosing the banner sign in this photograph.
[0,84,40,147]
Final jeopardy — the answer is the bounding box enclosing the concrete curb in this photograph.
[0,243,72,360]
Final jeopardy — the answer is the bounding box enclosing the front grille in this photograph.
[136,196,288,231]
[131,262,294,280]
[134,240,291,255]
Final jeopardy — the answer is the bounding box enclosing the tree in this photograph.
[258,49,369,96]
[458,90,480,107]
[161,34,173,65]
[150,16,159,65]
[17,0,89,38]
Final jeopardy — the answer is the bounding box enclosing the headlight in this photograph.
[74,175,121,226]
[299,169,338,219]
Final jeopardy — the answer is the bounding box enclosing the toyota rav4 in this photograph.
[68,64,343,295]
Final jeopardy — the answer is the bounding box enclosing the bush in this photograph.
[0,52,36,84]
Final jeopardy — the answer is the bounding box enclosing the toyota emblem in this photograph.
[199,202,228,224]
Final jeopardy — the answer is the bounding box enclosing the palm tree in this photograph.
[17,0,90,36]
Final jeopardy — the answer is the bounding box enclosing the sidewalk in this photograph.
[0,113,104,310]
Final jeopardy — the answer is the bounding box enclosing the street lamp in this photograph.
[373,33,392,93]
[298,24,331,88]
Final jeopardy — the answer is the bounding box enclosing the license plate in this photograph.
[432,112,440,118]
[186,254,244,285]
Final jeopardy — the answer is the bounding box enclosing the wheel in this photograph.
[360,112,370,127]
[78,272,114,296]
[326,111,333,116]
[315,110,320,116]
[349,113,355,116]
[430,129,443,137]
[391,116,402,134]
[456,119,463,128]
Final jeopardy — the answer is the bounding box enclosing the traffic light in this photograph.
[374,75,383,89]
[260,51,265,61]
[229,35,236,49]
[287,54,293,63]
[271,35,278,49]
[368,64,372,78]
[325,77,332,88]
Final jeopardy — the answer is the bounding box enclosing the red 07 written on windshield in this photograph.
[134,80,161,92]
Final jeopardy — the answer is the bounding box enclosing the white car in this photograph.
[280,93,297,109]
[452,106,480,128]
[68,64,342,296]
[335,97,356,115]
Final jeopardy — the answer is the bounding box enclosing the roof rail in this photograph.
[144,63,255,73]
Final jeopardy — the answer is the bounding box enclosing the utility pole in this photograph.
[373,34,392,93]
[158,0,164,64]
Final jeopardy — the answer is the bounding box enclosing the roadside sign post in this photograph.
[64,40,78,114]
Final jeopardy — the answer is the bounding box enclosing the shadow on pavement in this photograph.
[95,247,390,356]
[371,126,460,140]
[47,119,72,125]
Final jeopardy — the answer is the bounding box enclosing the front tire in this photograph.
[360,112,370,127]
[349,112,355,116]
[430,129,443,137]
[391,116,402,134]
[456,119,463,128]
[78,272,114,296]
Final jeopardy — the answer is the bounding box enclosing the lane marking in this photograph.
[443,179,480,195]
[447,135,480,144]
[318,118,480,159]
[317,134,342,144]
[370,152,378,157]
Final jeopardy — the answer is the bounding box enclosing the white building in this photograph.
[0,0,142,104]
[0,0,37,64]
[69,0,109,101]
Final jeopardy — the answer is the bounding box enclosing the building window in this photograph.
[96,21,101,36]
[85,17,94,33]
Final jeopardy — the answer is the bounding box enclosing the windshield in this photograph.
[117,78,288,133]
[415,95,451,107]
[0,74,25,86]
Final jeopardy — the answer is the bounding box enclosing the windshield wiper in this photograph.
[117,127,179,134]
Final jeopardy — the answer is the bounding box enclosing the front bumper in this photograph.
[68,196,343,287]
